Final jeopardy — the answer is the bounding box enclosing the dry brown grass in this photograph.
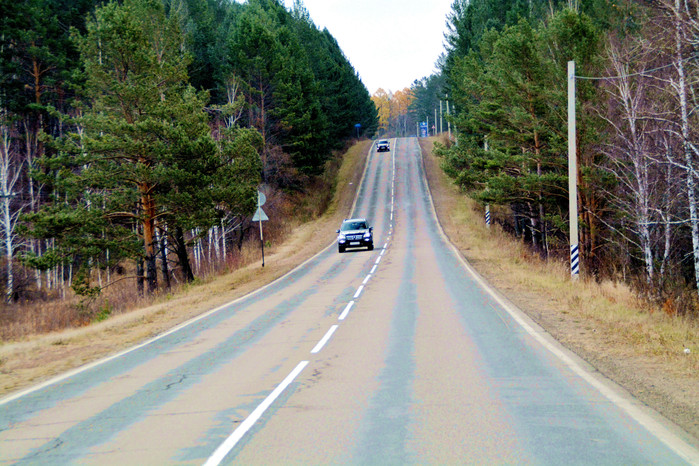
[445,185,699,368]
[420,136,699,441]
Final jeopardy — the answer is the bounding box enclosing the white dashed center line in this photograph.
[206,140,399,464]
[204,361,309,466]
[311,325,338,354]
[339,301,354,321]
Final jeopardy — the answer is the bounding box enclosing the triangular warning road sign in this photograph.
[252,207,269,221]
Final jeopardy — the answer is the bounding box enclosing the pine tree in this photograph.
[24,0,262,295]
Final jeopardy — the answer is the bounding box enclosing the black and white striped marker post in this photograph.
[570,243,579,277]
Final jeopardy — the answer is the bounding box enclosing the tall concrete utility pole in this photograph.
[440,100,443,134]
[568,61,579,278]
[446,96,451,140]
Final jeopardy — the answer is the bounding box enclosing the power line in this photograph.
[575,55,696,81]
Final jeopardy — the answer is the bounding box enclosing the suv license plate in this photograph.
[350,242,360,246]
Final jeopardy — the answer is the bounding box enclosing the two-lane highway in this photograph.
[1,138,697,464]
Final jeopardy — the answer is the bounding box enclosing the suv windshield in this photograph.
[341,221,367,231]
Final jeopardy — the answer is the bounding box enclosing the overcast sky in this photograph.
[281,0,455,95]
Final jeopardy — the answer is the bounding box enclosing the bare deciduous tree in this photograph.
[0,110,25,303]
[650,0,699,294]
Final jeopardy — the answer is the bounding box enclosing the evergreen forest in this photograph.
[0,0,378,308]
[410,0,699,313]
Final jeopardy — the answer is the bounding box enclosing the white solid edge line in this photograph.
[0,297,244,405]
[353,285,364,299]
[311,325,338,354]
[462,250,699,462]
[0,143,378,407]
[339,301,354,321]
[0,240,331,407]
[416,139,699,463]
[0,242,326,406]
[203,360,309,466]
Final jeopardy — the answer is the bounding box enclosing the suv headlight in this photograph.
[338,234,346,242]
[363,232,372,239]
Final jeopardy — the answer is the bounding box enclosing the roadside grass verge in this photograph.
[420,136,699,440]
[425,137,698,367]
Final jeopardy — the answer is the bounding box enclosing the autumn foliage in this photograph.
[371,88,415,137]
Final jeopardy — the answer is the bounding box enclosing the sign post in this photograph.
[252,191,269,267]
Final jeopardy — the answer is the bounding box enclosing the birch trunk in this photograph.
[23,119,41,290]
[213,225,221,262]
[157,227,171,290]
[672,0,699,295]
[0,116,20,303]
[221,219,227,262]
[192,228,201,272]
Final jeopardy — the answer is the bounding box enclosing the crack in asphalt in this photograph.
[163,374,187,391]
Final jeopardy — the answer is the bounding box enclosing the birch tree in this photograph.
[649,0,699,294]
[598,39,678,287]
[0,110,24,303]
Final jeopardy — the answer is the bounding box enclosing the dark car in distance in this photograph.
[376,139,390,152]
[337,218,374,253]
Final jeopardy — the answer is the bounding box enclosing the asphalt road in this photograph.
[1,137,698,465]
